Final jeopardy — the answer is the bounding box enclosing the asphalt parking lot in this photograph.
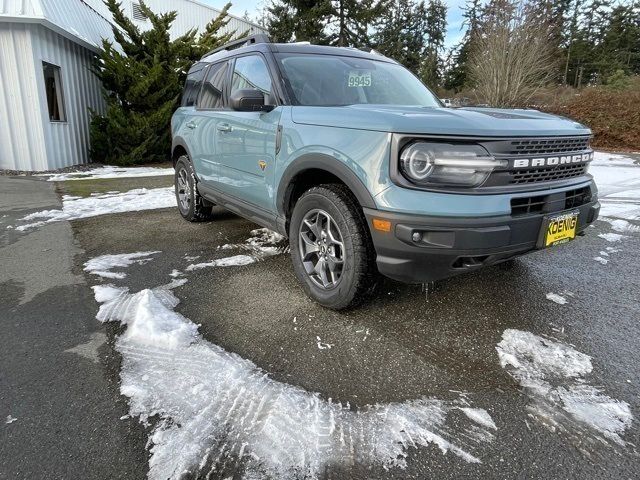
[1,158,639,479]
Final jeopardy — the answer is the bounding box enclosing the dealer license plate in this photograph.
[541,211,579,247]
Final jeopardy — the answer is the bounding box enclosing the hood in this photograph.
[291,105,591,137]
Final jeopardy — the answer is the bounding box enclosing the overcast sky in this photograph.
[202,0,469,50]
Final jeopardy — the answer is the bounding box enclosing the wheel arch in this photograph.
[277,153,377,233]
[171,137,191,167]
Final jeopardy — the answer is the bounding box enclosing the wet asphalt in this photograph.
[1,174,639,479]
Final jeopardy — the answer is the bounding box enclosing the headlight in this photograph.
[399,142,507,188]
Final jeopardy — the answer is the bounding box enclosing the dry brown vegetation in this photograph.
[543,82,640,152]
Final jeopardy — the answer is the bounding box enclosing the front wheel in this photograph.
[174,155,213,222]
[289,184,377,310]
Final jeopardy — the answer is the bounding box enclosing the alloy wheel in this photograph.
[177,167,191,213]
[298,209,345,289]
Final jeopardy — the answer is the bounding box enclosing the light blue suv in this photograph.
[171,35,600,309]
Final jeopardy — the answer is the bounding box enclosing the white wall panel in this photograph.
[0,23,47,170]
[30,24,105,169]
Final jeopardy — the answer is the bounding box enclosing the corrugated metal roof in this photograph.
[0,0,265,51]
[0,0,115,51]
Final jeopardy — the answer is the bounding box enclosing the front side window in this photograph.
[275,54,441,107]
[43,62,66,122]
[230,55,272,99]
[198,61,229,109]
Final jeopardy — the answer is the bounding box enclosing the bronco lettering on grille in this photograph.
[513,152,594,168]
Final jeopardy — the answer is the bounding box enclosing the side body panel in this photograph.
[215,108,281,212]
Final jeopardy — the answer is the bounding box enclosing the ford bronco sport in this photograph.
[171,34,600,309]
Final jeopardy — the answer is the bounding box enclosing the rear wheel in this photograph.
[174,155,213,222]
[290,184,377,310]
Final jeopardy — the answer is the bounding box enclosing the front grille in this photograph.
[511,195,547,216]
[510,137,590,155]
[564,186,592,209]
[511,186,592,216]
[509,163,588,184]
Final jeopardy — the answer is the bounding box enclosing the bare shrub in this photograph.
[468,0,557,107]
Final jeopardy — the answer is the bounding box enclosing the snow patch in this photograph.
[546,293,567,305]
[496,329,633,453]
[185,228,288,271]
[41,165,174,181]
[591,152,640,227]
[316,336,334,350]
[89,259,496,478]
[186,254,256,271]
[459,408,497,430]
[84,251,160,279]
[593,256,609,265]
[15,188,175,231]
[600,218,640,234]
[5,415,17,424]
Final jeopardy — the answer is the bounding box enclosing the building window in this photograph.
[132,2,147,21]
[42,62,66,122]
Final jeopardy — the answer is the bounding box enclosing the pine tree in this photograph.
[419,0,447,87]
[443,0,481,91]
[328,0,387,47]
[374,0,428,74]
[266,0,332,44]
[90,1,233,165]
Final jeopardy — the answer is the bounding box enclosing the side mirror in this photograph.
[229,89,274,112]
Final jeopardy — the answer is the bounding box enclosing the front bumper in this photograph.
[364,199,600,283]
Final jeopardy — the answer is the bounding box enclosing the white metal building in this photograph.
[0,0,265,171]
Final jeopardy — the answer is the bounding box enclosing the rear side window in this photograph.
[181,63,206,107]
[198,61,229,109]
[230,55,272,99]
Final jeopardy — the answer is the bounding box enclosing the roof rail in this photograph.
[201,34,271,59]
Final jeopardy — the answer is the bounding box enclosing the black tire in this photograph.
[174,155,213,222]
[289,184,378,310]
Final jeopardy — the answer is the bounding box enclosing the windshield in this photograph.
[276,53,441,107]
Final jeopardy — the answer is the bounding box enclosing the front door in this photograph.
[216,54,280,213]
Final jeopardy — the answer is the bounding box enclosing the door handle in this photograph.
[185,121,197,129]
[217,123,232,133]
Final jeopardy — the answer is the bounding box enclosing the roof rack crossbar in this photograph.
[202,34,270,59]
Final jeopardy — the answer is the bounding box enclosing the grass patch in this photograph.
[55,175,173,198]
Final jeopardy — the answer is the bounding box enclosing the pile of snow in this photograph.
[186,228,288,271]
[89,253,496,479]
[496,329,633,452]
[41,165,174,181]
[15,188,175,231]
[84,251,160,279]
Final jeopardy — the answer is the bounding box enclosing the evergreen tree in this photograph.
[90,1,233,165]
[266,0,332,44]
[443,0,481,91]
[328,0,387,47]
[419,0,447,86]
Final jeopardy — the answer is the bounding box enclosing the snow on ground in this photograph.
[591,152,640,222]
[40,165,174,181]
[84,252,160,279]
[496,329,633,455]
[186,228,288,271]
[88,251,496,479]
[14,188,175,231]
[545,293,567,305]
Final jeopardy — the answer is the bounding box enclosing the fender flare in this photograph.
[171,137,192,165]
[276,153,377,218]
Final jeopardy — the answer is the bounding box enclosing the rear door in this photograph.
[190,60,230,184]
[215,54,280,213]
